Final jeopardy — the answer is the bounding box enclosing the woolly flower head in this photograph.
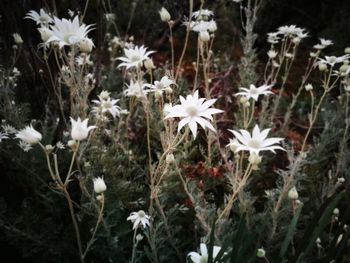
[15,125,42,145]
[235,84,273,101]
[25,9,53,25]
[70,117,96,141]
[127,210,150,230]
[164,90,223,139]
[188,243,222,263]
[117,45,155,69]
[192,9,214,20]
[227,125,284,155]
[46,16,94,48]
[147,76,175,93]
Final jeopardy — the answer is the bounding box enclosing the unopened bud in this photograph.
[159,7,171,22]
[199,31,210,42]
[288,186,299,200]
[257,248,266,258]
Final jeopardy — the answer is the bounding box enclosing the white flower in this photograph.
[164,90,223,138]
[19,141,33,152]
[192,9,214,20]
[147,76,175,93]
[117,45,155,69]
[188,20,217,33]
[76,54,93,66]
[13,33,23,44]
[56,141,65,149]
[124,79,150,98]
[159,7,171,22]
[127,210,150,230]
[92,95,124,118]
[0,132,9,142]
[2,124,17,134]
[93,177,107,194]
[317,55,350,67]
[267,32,280,44]
[277,25,305,37]
[15,125,42,145]
[235,84,273,101]
[24,9,53,25]
[257,248,266,258]
[46,16,94,48]
[227,125,284,155]
[267,50,277,59]
[70,117,96,141]
[288,186,299,200]
[188,243,222,263]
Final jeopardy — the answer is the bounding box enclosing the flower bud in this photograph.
[305,84,313,91]
[99,91,110,100]
[340,64,349,73]
[333,208,339,216]
[166,153,175,164]
[13,33,23,45]
[93,177,107,194]
[67,139,77,150]
[248,153,262,166]
[159,7,171,22]
[199,31,210,42]
[345,47,350,54]
[136,234,143,241]
[257,248,266,258]
[79,38,94,53]
[318,63,327,71]
[155,90,163,100]
[267,50,277,59]
[244,101,250,108]
[239,96,248,104]
[45,144,54,153]
[165,86,173,94]
[144,59,155,70]
[288,186,299,200]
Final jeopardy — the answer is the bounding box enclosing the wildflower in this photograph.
[277,25,305,37]
[92,95,124,119]
[147,76,175,93]
[164,90,223,139]
[124,79,149,98]
[70,117,96,141]
[267,50,277,59]
[188,20,217,33]
[159,7,171,22]
[24,9,53,25]
[267,32,280,44]
[93,177,107,194]
[127,210,150,230]
[227,125,284,155]
[345,47,350,54]
[317,55,350,67]
[19,141,33,152]
[117,45,155,69]
[2,124,17,134]
[104,13,116,22]
[46,16,94,48]
[15,125,42,145]
[13,33,23,45]
[235,84,273,101]
[76,54,93,66]
[56,141,65,149]
[188,243,222,263]
[166,154,175,164]
[144,58,155,70]
[288,187,299,200]
[314,38,333,50]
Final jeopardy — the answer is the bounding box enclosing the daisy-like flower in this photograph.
[186,20,217,33]
[2,124,17,134]
[188,243,222,263]
[117,45,155,69]
[277,25,305,37]
[70,117,96,141]
[15,125,42,145]
[19,141,33,152]
[235,84,273,101]
[147,76,175,93]
[92,95,125,119]
[164,90,223,139]
[127,210,150,230]
[76,54,93,66]
[124,79,150,98]
[24,9,53,25]
[267,32,280,44]
[46,16,94,48]
[227,124,284,155]
[317,55,350,67]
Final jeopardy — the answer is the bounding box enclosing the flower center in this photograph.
[131,55,141,62]
[102,101,112,109]
[186,106,198,116]
[247,139,261,149]
[137,210,146,218]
